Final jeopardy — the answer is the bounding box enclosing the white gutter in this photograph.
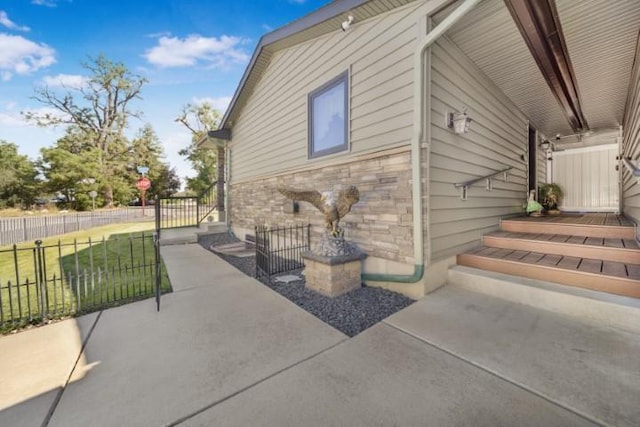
[364,0,483,283]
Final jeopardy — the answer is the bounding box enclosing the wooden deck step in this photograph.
[483,231,640,264]
[501,218,636,239]
[457,249,640,298]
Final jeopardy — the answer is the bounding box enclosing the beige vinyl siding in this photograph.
[536,136,547,187]
[230,1,433,183]
[429,36,528,261]
[622,34,640,232]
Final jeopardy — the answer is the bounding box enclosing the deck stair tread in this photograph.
[467,246,639,279]
[458,213,640,298]
[501,213,636,239]
[504,212,634,226]
[489,230,639,248]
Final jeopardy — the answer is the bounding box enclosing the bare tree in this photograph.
[24,55,147,206]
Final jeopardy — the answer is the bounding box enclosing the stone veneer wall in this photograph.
[229,149,414,264]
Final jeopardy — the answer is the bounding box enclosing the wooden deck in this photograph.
[503,212,634,226]
[457,213,640,298]
[483,231,639,264]
[501,213,636,239]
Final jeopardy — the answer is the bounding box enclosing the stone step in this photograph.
[210,242,255,258]
[198,221,227,234]
[159,234,197,246]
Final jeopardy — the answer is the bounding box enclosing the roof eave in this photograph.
[196,129,232,149]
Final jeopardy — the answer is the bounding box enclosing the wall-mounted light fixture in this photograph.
[447,110,472,134]
[341,15,354,32]
[283,200,299,214]
[539,140,550,150]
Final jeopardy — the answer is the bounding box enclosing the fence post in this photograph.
[255,225,258,278]
[196,197,200,227]
[155,196,160,234]
[35,240,48,319]
[154,231,161,312]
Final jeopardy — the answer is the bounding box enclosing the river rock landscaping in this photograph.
[198,233,414,337]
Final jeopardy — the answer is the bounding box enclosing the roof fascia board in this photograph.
[196,129,231,149]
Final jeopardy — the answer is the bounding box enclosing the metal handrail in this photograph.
[454,167,513,200]
[155,180,223,230]
[196,180,218,225]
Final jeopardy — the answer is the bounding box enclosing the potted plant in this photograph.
[538,183,563,214]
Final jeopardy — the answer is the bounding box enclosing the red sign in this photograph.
[136,177,151,191]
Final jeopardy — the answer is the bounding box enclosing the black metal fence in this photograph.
[0,232,169,332]
[155,197,199,229]
[155,182,219,231]
[255,224,310,280]
[0,208,151,246]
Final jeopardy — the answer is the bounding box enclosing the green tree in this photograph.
[0,141,41,208]
[39,124,178,210]
[129,125,180,199]
[150,164,181,198]
[175,102,221,195]
[24,54,147,206]
[38,128,102,210]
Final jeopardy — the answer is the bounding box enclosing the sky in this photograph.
[0,0,330,188]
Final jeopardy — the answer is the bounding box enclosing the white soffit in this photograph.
[556,0,640,132]
[434,0,573,136]
[434,0,640,138]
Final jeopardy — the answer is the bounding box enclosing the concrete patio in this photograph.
[1,244,638,426]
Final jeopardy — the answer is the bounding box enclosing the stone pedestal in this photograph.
[301,244,366,297]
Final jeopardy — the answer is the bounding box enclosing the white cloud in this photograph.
[144,34,249,68]
[31,0,59,7]
[145,31,171,39]
[0,110,27,127]
[192,96,231,112]
[42,73,88,89]
[0,104,59,127]
[0,33,55,80]
[0,11,30,32]
[261,24,274,32]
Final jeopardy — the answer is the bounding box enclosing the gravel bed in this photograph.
[198,233,414,337]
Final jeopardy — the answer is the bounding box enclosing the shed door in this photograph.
[552,144,619,212]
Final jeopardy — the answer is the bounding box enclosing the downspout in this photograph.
[225,142,232,229]
[362,0,483,284]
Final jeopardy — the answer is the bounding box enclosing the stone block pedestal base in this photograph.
[301,250,366,297]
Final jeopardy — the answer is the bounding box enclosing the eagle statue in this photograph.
[277,186,360,237]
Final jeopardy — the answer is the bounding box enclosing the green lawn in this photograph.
[0,222,171,332]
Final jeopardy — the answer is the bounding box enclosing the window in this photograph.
[308,71,349,158]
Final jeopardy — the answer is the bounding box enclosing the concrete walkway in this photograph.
[1,244,639,426]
